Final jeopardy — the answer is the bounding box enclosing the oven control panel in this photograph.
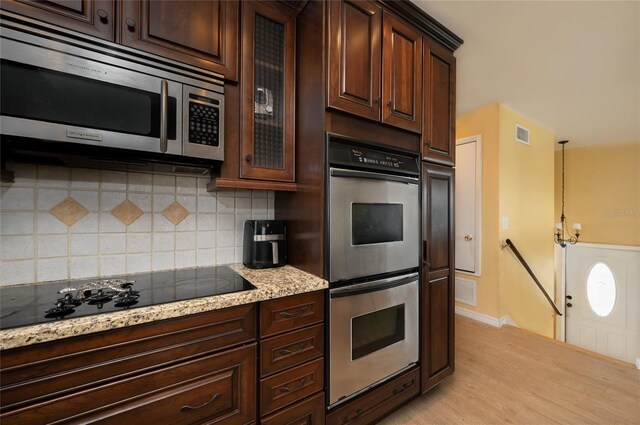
[188,102,220,147]
[328,138,419,176]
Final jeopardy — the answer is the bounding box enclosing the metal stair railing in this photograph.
[503,239,562,316]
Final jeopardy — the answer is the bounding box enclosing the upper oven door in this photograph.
[0,34,182,155]
[329,167,419,282]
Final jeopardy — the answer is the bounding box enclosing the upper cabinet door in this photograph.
[120,0,238,81]
[1,0,115,40]
[423,40,456,166]
[327,0,381,122]
[381,12,422,134]
[240,1,295,182]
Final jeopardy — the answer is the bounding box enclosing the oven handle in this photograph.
[330,168,418,185]
[330,273,418,298]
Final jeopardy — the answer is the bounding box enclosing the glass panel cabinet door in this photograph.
[240,1,295,182]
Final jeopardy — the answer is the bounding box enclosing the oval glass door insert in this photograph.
[586,262,616,317]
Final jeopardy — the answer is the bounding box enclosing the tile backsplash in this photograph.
[0,163,274,285]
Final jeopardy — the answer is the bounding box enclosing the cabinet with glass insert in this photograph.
[240,1,296,184]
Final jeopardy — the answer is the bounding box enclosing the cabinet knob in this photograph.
[125,18,136,31]
[387,100,393,108]
[97,9,109,23]
[245,154,252,162]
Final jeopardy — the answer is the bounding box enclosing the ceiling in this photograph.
[413,1,640,148]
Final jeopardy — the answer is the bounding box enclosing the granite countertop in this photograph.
[0,264,327,351]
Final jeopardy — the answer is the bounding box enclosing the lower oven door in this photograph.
[329,272,419,406]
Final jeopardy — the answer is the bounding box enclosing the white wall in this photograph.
[0,163,274,285]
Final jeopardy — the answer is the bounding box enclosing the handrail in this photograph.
[504,239,562,316]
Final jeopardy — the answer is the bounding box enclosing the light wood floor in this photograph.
[380,315,640,425]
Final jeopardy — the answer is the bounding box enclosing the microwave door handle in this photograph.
[270,241,279,265]
[160,79,168,153]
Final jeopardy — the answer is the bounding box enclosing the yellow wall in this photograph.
[555,142,640,246]
[455,103,500,318]
[497,105,556,338]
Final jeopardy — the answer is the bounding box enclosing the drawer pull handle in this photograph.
[392,380,414,395]
[180,392,221,412]
[278,377,307,393]
[278,341,309,355]
[342,408,366,423]
[279,306,308,318]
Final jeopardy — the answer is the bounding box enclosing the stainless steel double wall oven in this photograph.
[326,135,420,407]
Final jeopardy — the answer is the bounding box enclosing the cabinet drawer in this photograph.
[260,358,324,416]
[261,324,324,377]
[1,304,256,411]
[261,392,325,425]
[0,344,257,425]
[326,367,419,425]
[260,291,324,338]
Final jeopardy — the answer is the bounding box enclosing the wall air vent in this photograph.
[515,124,530,145]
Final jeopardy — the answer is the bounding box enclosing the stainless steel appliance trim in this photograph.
[329,272,419,298]
[330,168,419,185]
[329,274,419,406]
[271,241,279,264]
[329,167,420,282]
[182,85,225,162]
[253,234,285,242]
[160,79,168,153]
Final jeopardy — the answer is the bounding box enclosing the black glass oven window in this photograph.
[352,203,403,245]
[352,304,405,360]
[0,60,176,139]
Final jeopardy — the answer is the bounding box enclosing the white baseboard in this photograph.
[455,306,501,327]
[499,316,518,327]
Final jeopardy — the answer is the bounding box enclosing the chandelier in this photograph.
[555,140,580,247]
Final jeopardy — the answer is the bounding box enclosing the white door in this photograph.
[455,137,481,273]
[565,244,639,364]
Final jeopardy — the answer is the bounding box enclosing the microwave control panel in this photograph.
[188,102,220,147]
[328,138,419,176]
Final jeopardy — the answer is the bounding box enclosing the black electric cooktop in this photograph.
[0,266,255,330]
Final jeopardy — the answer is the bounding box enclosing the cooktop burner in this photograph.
[0,266,255,330]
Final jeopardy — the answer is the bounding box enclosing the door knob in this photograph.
[566,295,572,300]
[464,234,473,241]
[566,303,573,308]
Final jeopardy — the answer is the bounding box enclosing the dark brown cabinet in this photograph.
[421,163,455,392]
[327,0,382,122]
[0,305,257,425]
[1,0,115,40]
[258,291,325,423]
[239,1,296,183]
[327,0,422,134]
[120,0,238,81]
[381,11,423,133]
[422,40,456,166]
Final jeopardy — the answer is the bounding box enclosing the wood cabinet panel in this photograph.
[260,291,324,338]
[325,367,419,425]
[260,324,324,377]
[260,358,324,416]
[261,392,325,425]
[423,41,456,165]
[120,0,238,80]
[381,12,422,133]
[0,304,255,411]
[1,344,257,425]
[327,0,381,121]
[1,0,115,40]
[421,163,455,392]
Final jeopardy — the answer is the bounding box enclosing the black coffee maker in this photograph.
[243,220,287,269]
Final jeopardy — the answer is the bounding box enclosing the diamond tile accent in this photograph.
[162,201,189,225]
[111,199,143,226]
[50,197,89,226]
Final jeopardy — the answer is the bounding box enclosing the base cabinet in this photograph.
[421,163,455,392]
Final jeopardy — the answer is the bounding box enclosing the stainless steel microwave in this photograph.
[0,17,224,164]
